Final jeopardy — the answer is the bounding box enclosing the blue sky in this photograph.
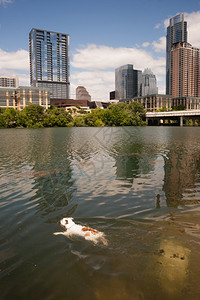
[1,0,200,100]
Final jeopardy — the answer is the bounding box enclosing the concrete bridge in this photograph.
[146,110,200,126]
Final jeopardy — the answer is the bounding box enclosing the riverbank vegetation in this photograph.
[0,102,146,128]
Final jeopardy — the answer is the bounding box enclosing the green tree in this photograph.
[0,114,6,128]
[127,102,145,118]
[3,108,19,128]
[126,102,146,125]
[102,102,146,126]
[103,103,128,126]
[73,116,86,127]
[44,106,73,127]
[16,110,29,128]
[23,103,44,127]
[84,108,105,126]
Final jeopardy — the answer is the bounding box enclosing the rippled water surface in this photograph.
[1,127,200,299]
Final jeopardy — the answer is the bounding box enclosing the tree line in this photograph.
[0,102,146,128]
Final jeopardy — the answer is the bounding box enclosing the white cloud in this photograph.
[72,44,165,72]
[16,73,30,86]
[0,0,14,6]
[152,36,166,53]
[164,17,169,29]
[154,23,161,30]
[0,48,29,86]
[142,42,150,48]
[185,11,200,48]
[0,48,29,71]
[157,85,165,94]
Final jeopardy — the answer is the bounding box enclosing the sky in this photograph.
[1,0,200,101]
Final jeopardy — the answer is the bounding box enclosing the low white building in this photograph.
[0,86,50,110]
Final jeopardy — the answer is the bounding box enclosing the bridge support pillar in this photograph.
[180,116,183,126]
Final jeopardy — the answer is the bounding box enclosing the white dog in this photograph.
[54,217,108,246]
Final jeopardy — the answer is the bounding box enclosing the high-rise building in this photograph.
[166,13,187,95]
[0,76,18,88]
[115,64,142,100]
[141,68,158,96]
[76,86,91,101]
[171,42,200,97]
[29,28,70,99]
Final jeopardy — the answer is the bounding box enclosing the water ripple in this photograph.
[1,127,200,299]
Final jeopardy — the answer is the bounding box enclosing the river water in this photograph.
[1,127,200,299]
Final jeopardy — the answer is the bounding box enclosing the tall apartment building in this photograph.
[115,64,142,100]
[171,42,200,97]
[29,28,70,99]
[141,68,158,96]
[166,13,187,95]
[0,76,18,88]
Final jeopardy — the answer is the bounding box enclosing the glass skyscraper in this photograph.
[141,68,158,96]
[115,64,142,100]
[29,28,70,99]
[166,13,187,95]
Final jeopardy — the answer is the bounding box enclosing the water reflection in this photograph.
[24,129,78,220]
[30,169,76,218]
[114,152,155,184]
[156,194,161,208]
[106,128,200,209]
[163,144,200,207]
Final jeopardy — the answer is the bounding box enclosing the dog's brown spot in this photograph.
[82,227,99,235]
[84,232,90,237]
[65,220,68,224]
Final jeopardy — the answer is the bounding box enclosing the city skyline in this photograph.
[1,0,200,100]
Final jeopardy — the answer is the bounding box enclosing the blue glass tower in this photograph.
[115,64,142,100]
[29,28,70,99]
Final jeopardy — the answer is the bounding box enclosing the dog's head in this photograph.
[60,217,74,229]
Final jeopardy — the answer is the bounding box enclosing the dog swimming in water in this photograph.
[54,217,108,246]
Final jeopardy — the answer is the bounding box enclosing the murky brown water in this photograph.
[1,127,200,299]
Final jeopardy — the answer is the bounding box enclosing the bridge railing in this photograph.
[146,110,200,118]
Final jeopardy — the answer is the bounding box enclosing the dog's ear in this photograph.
[69,217,74,221]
